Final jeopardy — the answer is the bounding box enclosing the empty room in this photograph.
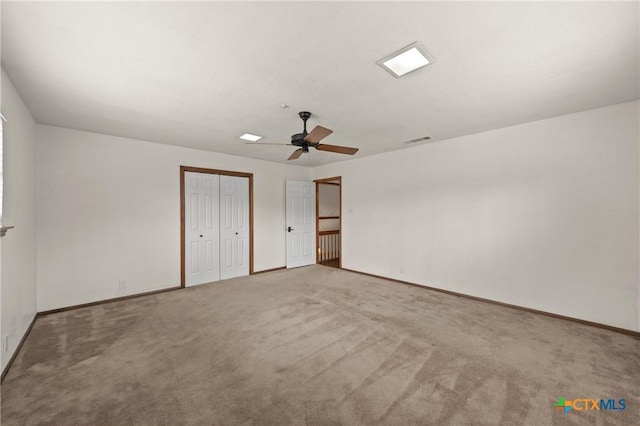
[0,1,638,425]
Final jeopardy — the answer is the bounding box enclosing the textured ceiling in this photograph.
[2,1,638,166]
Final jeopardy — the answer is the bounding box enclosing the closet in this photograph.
[183,170,250,286]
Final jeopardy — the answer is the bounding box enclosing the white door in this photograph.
[185,172,220,286]
[220,175,250,280]
[286,180,316,268]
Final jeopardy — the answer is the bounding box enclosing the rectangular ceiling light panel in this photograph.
[377,41,435,78]
[239,133,262,142]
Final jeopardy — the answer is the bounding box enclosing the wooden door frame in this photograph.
[180,166,254,287]
[314,176,342,268]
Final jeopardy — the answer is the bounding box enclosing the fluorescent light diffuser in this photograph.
[239,133,262,142]
[377,42,435,78]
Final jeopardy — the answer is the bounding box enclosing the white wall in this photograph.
[318,183,340,232]
[1,70,38,371]
[36,125,309,311]
[313,101,640,332]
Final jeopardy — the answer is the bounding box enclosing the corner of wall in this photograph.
[1,68,38,373]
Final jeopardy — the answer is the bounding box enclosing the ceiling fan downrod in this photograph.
[299,111,311,136]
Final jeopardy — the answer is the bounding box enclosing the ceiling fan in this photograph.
[246,111,359,160]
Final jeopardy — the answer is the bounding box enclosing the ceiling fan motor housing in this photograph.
[291,133,309,146]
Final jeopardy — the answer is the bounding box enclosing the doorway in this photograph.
[315,177,341,268]
[180,166,254,287]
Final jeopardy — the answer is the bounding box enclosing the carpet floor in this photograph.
[1,265,638,425]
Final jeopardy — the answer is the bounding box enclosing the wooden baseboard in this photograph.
[341,268,640,338]
[253,266,286,274]
[36,268,285,318]
[38,286,182,317]
[1,314,37,383]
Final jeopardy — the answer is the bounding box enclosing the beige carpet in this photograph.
[1,265,638,425]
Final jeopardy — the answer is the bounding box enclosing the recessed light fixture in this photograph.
[239,133,262,142]
[377,41,435,78]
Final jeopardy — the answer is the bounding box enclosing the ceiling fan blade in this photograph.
[315,144,359,155]
[304,126,333,143]
[244,142,293,145]
[288,148,304,160]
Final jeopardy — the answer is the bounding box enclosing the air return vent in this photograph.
[404,136,432,144]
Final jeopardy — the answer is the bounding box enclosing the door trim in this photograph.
[314,176,342,269]
[180,166,254,287]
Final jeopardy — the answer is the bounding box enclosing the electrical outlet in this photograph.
[118,280,127,290]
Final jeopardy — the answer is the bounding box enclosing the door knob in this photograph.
[288,226,294,232]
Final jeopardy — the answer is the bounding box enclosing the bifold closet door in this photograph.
[185,172,220,286]
[219,175,250,280]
